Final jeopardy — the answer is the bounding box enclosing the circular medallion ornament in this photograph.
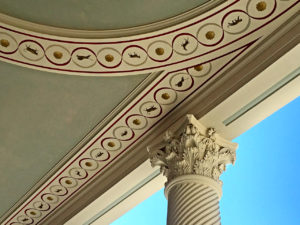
[72,47,96,68]
[50,185,68,196]
[172,34,198,55]
[222,11,251,34]
[122,45,147,66]
[97,48,122,68]
[147,41,173,62]
[90,148,110,161]
[69,167,88,179]
[19,40,44,61]
[79,158,98,171]
[0,33,18,54]
[126,114,148,130]
[170,73,193,91]
[197,24,224,46]
[188,62,212,77]
[113,126,134,141]
[1,39,10,48]
[45,45,71,66]
[17,215,33,224]
[154,88,177,105]
[59,176,78,188]
[41,193,59,204]
[33,201,50,211]
[102,138,122,151]
[25,209,42,219]
[140,101,162,118]
[246,0,276,19]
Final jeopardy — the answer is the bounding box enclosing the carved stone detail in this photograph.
[148,115,237,183]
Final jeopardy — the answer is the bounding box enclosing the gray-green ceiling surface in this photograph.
[0,0,210,30]
[0,61,149,217]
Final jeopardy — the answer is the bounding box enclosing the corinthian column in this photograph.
[148,115,238,225]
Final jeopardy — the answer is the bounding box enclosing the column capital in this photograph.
[148,114,238,184]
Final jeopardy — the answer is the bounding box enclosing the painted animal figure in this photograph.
[145,105,158,114]
[175,77,187,87]
[76,170,82,176]
[76,55,92,61]
[96,152,104,158]
[227,16,243,27]
[181,38,189,51]
[128,52,141,58]
[25,45,38,55]
[121,130,128,136]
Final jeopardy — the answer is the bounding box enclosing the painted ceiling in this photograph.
[0,0,210,30]
[0,0,299,224]
[0,61,149,217]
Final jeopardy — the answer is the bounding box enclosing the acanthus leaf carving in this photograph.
[148,115,237,183]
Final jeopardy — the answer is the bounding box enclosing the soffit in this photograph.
[0,0,299,225]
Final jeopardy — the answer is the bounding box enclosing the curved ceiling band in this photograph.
[0,0,297,76]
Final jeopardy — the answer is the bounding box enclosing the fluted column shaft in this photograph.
[165,175,222,225]
[148,115,238,225]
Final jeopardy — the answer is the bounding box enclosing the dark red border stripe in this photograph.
[1,0,299,75]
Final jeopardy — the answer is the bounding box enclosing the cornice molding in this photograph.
[0,0,298,76]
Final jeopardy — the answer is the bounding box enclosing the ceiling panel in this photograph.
[0,61,149,217]
[0,0,210,30]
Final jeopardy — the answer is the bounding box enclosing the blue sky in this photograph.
[111,97,300,225]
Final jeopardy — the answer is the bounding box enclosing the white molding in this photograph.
[65,160,165,225]
[200,44,300,140]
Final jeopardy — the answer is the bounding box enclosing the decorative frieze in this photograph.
[0,0,298,75]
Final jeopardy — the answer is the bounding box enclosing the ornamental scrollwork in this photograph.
[148,118,236,183]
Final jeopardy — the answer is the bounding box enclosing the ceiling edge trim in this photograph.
[84,169,160,225]
[223,67,300,126]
